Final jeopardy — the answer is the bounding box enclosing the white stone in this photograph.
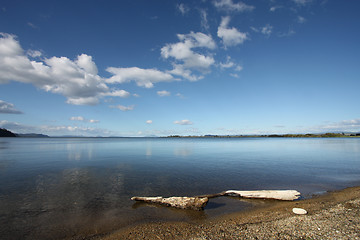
[292,207,307,215]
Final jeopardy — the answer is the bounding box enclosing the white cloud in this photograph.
[213,0,255,12]
[177,3,189,15]
[168,64,203,81]
[103,89,130,98]
[235,65,243,71]
[89,119,100,123]
[146,120,153,124]
[110,104,135,111]
[278,29,296,37]
[27,49,42,58]
[317,119,360,132]
[297,16,306,23]
[0,100,23,114]
[292,0,313,6]
[261,24,273,36]
[70,116,99,123]
[161,32,216,76]
[70,116,85,121]
[75,54,98,75]
[219,55,236,68]
[200,9,210,31]
[157,90,171,97]
[27,22,38,29]
[176,93,185,98]
[174,119,193,125]
[0,33,132,106]
[250,26,259,33]
[106,67,175,88]
[270,6,282,12]
[217,16,248,48]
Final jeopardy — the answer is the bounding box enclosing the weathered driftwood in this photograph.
[224,190,301,201]
[130,196,209,210]
[131,190,301,210]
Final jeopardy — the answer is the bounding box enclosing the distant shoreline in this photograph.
[1,127,359,138]
[165,133,360,138]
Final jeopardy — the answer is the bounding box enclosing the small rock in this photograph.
[292,207,307,215]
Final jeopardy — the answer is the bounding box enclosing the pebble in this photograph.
[292,207,308,215]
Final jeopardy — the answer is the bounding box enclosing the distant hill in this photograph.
[16,133,50,138]
[0,128,17,137]
[0,128,50,138]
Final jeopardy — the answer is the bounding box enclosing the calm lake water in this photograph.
[0,137,360,239]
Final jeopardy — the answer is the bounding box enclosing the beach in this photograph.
[101,186,360,239]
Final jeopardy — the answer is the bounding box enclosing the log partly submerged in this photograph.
[130,196,209,210]
[131,190,301,210]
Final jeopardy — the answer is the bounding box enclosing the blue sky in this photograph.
[0,0,359,136]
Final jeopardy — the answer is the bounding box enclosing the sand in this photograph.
[99,186,360,240]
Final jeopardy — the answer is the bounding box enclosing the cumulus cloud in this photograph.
[219,56,243,72]
[110,104,135,111]
[0,100,23,114]
[217,16,248,48]
[146,120,153,124]
[70,116,99,123]
[174,119,193,125]
[103,89,131,98]
[167,64,203,81]
[157,90,171,97]
[0,33,131,106]
[213,0,255,12]
[161,32,216,77]
[106,67,175,88]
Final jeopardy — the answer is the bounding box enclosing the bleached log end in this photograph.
[225,190,301,201]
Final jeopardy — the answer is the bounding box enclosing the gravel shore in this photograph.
[101,186,360,240]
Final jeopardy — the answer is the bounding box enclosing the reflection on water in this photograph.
[0,137,359,239]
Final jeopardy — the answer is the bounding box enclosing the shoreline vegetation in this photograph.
[166,133,360,138]
[102,186,360,240]
[1,128,359,138]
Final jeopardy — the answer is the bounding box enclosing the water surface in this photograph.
[0,137,359,239]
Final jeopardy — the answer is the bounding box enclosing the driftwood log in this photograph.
[224,190,301,201]
[130,196,209,210]
[131,190,301,210]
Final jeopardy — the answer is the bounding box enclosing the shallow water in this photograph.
[0,137,359,239]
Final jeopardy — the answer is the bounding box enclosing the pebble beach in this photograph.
[100,186,360,240]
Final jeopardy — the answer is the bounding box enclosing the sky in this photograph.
[0,0,359,137]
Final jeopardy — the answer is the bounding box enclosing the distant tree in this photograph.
[0,128,17,137]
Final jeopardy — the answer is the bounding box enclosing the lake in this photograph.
[0,137,360,239]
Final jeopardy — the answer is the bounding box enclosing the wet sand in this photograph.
[100,186,360,239]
